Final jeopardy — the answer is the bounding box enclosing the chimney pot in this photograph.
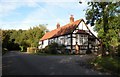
[56,23,60,29]
[70,15,74,23]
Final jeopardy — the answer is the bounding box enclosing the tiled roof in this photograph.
[40,19,84,41]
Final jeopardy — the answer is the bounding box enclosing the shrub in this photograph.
[44,43,58,54]
[19,46,27,52]
[117,45,120,57]
[86,49,92,54]
[2,48,8,55]
[58,44,66,54]
[92,56,120,75]
[43,43,66,54]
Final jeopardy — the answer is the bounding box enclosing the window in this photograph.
[72,38,76,45]
[64,36,67,45]
[83,35,88,45]
[67,38,71,45]
[54,38,58,43]
[60,38,64,44]
[79,35,83,45]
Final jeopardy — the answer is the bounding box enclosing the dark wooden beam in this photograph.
[70,33,73,51]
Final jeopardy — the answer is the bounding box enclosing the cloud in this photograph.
[1,0,79,2]
[0,2,19,17]
[20,1,87,23]
[0,0,98,36]
[0,0,89,31]
[19,5,69,30]
[0,0,40,17]
[0,0,87,16]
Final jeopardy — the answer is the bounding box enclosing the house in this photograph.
[39,15,100,54]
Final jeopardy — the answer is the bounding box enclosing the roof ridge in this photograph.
[40,19,83,41]
[51,19,82,31]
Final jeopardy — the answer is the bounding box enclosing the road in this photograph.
[2,51,110,75]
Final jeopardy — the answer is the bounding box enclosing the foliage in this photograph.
[117,45,120,57]
[43,43,66,54]
[85,2,120,75]
[92,56,120,75]
[44,43,59,54]
[24,25,48,47]
[2,48,8,55]
[85,1,120,55]
[86,50,92,54]
[2,30,20,51]
[58,44,67,54]
[2,24,48,53]
[86,2,120,26]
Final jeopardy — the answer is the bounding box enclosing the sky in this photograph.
[0,0,97,36]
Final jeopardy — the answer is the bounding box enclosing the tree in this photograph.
[84,1,120,56]
[2,30,12,49]
[2,24,48,52]
[25,24,48,47]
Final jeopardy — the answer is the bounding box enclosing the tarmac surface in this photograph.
[2,51,110,75]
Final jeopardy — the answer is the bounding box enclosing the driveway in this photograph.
[2,51,110,75]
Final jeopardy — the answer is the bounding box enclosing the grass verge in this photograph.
[91,56,120,76]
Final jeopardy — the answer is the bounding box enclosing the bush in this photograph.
[19,46,27,52]
[117,45,120,57]
[2,48,8,55]
[58,44,66,54]
[92,56,120,75]
[44,43,58,54]
[86,49,92,54]
[44,43,66,54]
[38,49,44,53]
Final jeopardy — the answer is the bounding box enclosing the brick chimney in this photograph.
[56,23,60,29]
[70,15,74,23]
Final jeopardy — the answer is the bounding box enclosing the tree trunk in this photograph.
[101,4,109,56]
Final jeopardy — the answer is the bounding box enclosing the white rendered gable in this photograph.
[78,21,88,30]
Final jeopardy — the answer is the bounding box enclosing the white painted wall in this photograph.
[72,38,76,45]
[38,41,42,49]
[78,21,98,37]
[43,40,48,48]
[78,21,88,30]
[38,40,48,49]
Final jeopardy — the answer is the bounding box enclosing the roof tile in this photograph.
[40,19,84,41]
